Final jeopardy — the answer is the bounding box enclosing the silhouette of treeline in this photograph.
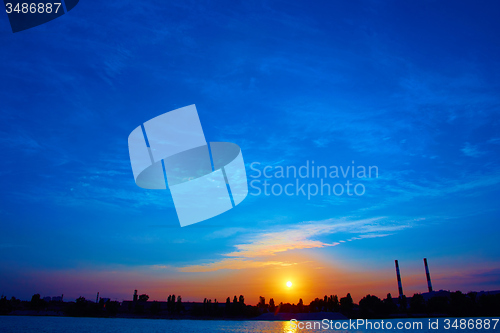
[0,294,122,318]
[189,295,260,318]
[129,294,183,315]
[358,292,500,318]
[1,290,499,319]
[256,294,354,314]
[0,293,259,319]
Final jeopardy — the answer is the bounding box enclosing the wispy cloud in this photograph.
[461,142,484,157]
[179,217,410,272]
[206,228,247,240]
[225,217,397,258]
[0,131,42,153]
[178,258,295,273]
[355,169,500,214]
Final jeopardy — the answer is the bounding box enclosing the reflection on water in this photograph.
[0,316,494,333]
[281,320,298,333]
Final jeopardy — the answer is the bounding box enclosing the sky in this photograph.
[0,1,499,305]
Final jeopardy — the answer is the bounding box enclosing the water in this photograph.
[0,316,496,332]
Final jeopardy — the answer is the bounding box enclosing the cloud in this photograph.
[224,218,401,259]
[178,217,409,272]
[178,258,295,273]
[487,138,500,145]
[461,142,484,157]
[0,131,42,153]
[206,228,247,239]
[470,268,500,285]
[313,138,330,148]
[356,169,500,213]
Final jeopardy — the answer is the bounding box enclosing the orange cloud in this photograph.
[178,217,411,272]
[178,258,297,272]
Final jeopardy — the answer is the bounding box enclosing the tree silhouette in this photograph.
[427,295,448,314]
[258,296,266,311]
[30,294,46,311]
[0,296,12,314]
[478,293,500,316]
[176,295,182,313]
[225,297,231,315]
[332,295,339,311]
[309,298,321,312]
[150,301,161,315]
[269,298,276,312]
[359,294,384,318]
[213,299,218,315]
[168,294,176,312]
[73,296,87,315]
[450,291,472,316]
[410,293,426,313]
[340,293,353,313]
[4,286,500,319]
[384,293,398,314]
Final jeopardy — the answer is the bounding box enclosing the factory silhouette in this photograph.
[1,257,499,319]
[394,258,437,301]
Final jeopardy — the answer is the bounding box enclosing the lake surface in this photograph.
[0,316,495,332]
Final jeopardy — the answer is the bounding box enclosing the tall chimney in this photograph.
[395,260,404,298]
[424,258,433,292]
[96,292,99,304]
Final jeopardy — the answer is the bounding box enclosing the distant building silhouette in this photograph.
[51,295,63,302]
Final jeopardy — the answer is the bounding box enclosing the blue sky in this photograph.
[0,1,499,303]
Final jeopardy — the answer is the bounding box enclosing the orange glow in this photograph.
[11,253,500,306]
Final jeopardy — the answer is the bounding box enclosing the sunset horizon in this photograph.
[1,1,499,331]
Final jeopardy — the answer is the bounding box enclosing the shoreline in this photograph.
[0,312,468,321]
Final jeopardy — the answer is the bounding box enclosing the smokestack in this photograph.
[96,292,99,304]
[395,260,404,298]
[424,258,433,292]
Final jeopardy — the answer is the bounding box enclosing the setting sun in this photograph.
[286,281,292,288]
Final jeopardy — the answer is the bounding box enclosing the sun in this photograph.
[286,281,292,288]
